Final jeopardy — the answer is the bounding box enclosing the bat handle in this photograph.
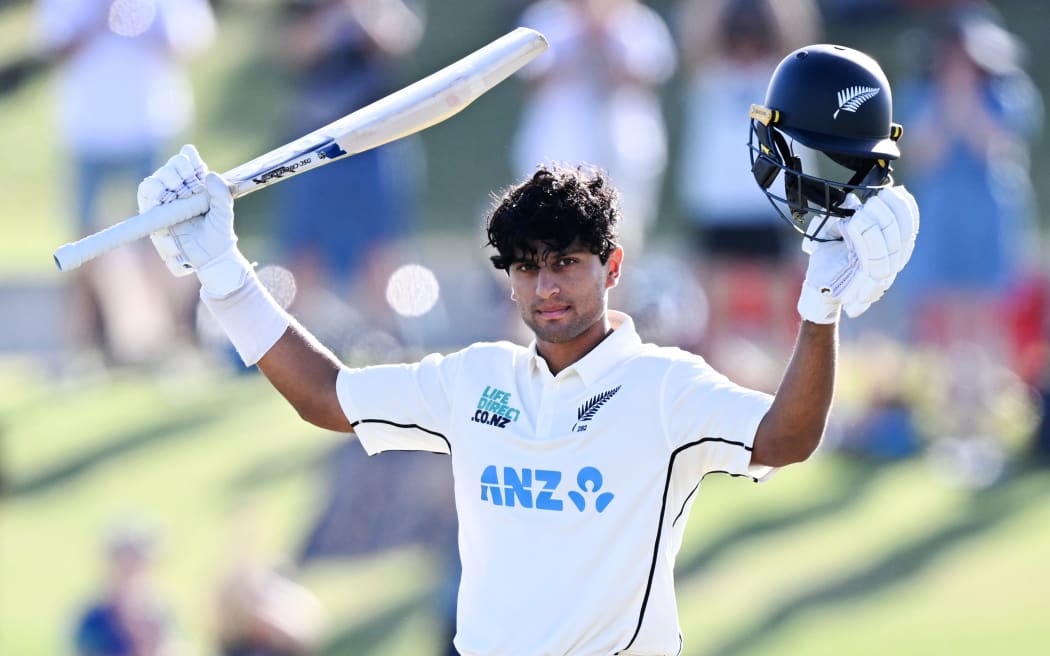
[53,193,212,272]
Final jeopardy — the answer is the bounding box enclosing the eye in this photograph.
[557,257,578,267]
[515,262,538,273]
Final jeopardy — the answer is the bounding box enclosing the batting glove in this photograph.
[798,185,919,324]
[137,145,254,298]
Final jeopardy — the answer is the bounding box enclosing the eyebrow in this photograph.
[517,249,585,263]
[547,248,587,259]
[515,245,583,259]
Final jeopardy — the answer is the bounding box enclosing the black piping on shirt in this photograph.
[350,418,451,453]
[615,437,756,655]
[671,469,753,528]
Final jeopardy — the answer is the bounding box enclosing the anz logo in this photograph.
[480,465,615,513]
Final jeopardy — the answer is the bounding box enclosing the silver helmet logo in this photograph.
[834,85,880,119]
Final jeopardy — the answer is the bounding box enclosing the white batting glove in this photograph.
[798,185,919,323]
[137,145,254,298]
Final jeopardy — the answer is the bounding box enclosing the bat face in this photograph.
[221,27,547,199]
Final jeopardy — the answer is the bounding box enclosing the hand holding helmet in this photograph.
[748,44,904,239]
[747,43,919,322]
[798,185,920,323]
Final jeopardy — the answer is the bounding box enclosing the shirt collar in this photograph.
[527,311,644,386]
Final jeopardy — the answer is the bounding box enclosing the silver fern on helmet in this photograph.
[834,86,880,118]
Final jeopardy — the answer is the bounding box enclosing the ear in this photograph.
[605,246,624,290]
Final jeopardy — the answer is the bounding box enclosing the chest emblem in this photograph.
[471,385,521,429]
[572,385,622,433]
[480,465,615,513]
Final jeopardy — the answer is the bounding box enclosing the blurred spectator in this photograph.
[275,0,424,346]
[674,0,821,368]
[1034,361,1050,465]
[215,504,324,656]
[73,520,182,656]
[895,2,1044,366]
[512,0,676,256]
[297,442,458,655]
[35,0,216,368]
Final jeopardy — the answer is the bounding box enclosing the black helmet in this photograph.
[748,44,904,240]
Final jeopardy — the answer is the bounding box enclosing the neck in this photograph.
[537,313,612,376]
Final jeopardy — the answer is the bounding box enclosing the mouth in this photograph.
[535,305,570,320]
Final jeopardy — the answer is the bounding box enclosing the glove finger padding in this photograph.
[179,144,208,174]
[138,152,205,214]
[846,271,887,306]
[177,144,208,196]
[203,172,234,229]
[870,196,903,272]
[137,176,169,214]
[156,153,201,201]
[843,198,897,283]
[876,185,919,269]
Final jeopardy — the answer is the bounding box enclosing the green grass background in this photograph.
[1,1,1049,655]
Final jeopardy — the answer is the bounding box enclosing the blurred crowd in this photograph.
[3,0,1048,654]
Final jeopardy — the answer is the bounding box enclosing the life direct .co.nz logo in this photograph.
[480,465,615,513]
[471,386,521,429]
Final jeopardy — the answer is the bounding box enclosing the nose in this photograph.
[536,268,559,298]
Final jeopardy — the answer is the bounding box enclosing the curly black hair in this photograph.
[485,165,620,271]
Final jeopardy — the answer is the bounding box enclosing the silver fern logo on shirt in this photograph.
[834,85,879,119]
[572,385,621,433]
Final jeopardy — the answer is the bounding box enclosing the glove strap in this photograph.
[201,273,291,366]
[196,247,253,298]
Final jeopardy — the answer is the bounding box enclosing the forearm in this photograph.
[199,274,351,433]
[752,320,836,467]
[258,323,353,433]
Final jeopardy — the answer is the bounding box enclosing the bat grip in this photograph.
[53,194,212,272]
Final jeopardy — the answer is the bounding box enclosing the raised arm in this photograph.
[138,145,351,433]
[256,326,351,432]
[751,186,920,468]
[751,321,835,467]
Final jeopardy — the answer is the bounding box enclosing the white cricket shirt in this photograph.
[337,312,774,656]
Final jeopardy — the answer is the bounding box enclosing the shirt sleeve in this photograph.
[336,351,463,455]
[661,357,774,481]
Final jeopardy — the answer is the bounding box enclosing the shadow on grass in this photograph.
[321,590,451,656]
[676,457,887,580]
[4,403,228,498]
[698,466,1043,656]
[226,441,328,493]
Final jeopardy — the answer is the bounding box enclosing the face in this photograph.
[509,242,623,347]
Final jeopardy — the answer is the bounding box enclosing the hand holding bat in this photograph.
[136,145,251,298]
[53,27,549,272]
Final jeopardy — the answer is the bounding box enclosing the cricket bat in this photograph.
[53,27,548,272]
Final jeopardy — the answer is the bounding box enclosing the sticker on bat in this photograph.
[317,143,348,159]
[252,156,313,184]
